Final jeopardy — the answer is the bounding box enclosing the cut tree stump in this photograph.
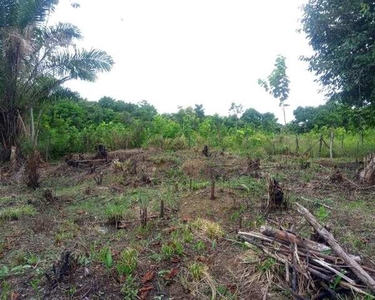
[359,153,375,184]
[202,145,211,157]
[94,144,108,160]
[267,175,285,208]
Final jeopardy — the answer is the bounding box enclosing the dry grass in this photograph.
[192,218,224,240]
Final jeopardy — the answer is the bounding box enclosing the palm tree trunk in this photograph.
[0,108,20,161]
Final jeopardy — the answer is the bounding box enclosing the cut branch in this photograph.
[296,203,375,293]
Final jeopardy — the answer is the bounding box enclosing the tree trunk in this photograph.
[0,109,20,161]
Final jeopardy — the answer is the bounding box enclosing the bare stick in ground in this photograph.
[296,203,375,293]
[210,180,215,200]
[160,199,164,218]
[140,207,148,227]
[209,168,216,200]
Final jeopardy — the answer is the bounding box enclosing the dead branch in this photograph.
[296,203,375,293]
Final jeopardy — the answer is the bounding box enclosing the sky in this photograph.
[50,0,326,123]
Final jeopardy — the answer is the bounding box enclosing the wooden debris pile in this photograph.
[238,203,375,298]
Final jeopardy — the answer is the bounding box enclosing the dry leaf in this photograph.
[165,267,179,280]
[139,284,153,300]
[142,270,155,283]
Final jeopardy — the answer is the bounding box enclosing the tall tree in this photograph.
[258,55,290,125]
[194,104,205,120]
[0,0,114,160]
[228,102,243,128]
[301,0,375,107]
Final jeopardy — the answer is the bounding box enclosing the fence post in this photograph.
[319,134,323,158]
[329,130,334,159]
[295,134,299,154]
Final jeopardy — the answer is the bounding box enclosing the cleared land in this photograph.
[1,149,375,299]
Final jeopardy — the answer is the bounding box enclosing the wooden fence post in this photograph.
[319,134,323,158]
[295,134,299,154]
[329,131,334,159]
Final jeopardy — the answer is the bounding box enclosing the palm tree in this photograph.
[0,0,114,160]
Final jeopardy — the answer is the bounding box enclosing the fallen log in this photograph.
[260,225,330,252]
[296,203,375,293]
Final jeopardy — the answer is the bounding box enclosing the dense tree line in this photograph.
[36,92,375,159]
[38,96,282,158]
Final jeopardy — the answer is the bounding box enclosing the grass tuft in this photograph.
[117,248,138,276]
[0,205,36,221]
[192,218,224,240]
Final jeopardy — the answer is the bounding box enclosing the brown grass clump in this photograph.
[192,218,224,240]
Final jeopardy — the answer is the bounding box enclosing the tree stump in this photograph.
[94,144,108,160]
[10,146,18,173]
[359,153,375,184]
[267,176,284,209]
[202,145,211,157]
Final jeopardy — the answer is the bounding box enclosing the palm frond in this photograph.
[43,22,82,47]
[0,0,18,27]
[18,0,58,29]
[49,48,114,81]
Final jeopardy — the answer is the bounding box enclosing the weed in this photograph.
[188,262,208,281]
[211,240,217,250]
[0,281,10,300]
[192,218,224,240]
[105,202,129,224]
[0,266,9,278]
[315,206,329,223]
[258,258,276,273]
[171,225,193,243]
[54,220,79,245]
[174,240,184,255]
[194,240,206,253]
[342,232,368,251]
[161,244,174,259]
[302,171,314,182]
[0,205,36,220]
[121,275,139,300]
[149,252,162,262]
[117,248,138,276]
[30,277,41,293]
[135,223,152,236]
[181,227,194,243]
[99,247,113,269]
[68,285,77,299]
[217,285,236,299]
[55,231,73,245]
[161,240,184,259]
